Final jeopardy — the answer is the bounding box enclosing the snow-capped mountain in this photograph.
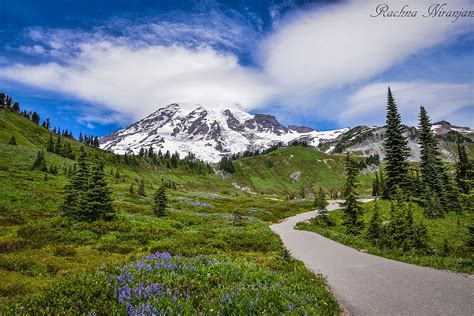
[100,104,473,163]
[318,121,473,162]
[100,104,347,162]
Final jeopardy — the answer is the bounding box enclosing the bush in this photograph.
[53,246,77,257]
[0,257,46,276]
[0,239,29,253]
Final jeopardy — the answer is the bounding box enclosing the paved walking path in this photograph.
[271,201,474,315]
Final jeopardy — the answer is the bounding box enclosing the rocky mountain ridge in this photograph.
[100,104,473,162]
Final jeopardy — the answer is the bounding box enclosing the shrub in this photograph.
[53,246,77,257]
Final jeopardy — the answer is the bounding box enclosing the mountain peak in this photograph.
[288,125,315,133]
[100,104,346,162]
[433,120,452,126]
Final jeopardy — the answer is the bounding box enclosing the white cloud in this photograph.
[260,0,473,98]
[1,42,274,119]
[340,81,474,127]
[0,0,473,127]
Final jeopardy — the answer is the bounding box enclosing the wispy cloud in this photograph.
[341,81,474,127]
[0,0,473,127]
[260,0,473,99]
[1,42,274,119]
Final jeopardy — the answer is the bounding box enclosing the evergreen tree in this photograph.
[418,106,447,204]
[49,164,58,175]
[456,143,471,194]
[413,220,430,252]
[379,166,388,198]
[44,172,48,181]
[170,152,179,168]
[129,184,134,194]
[148,145,154,158]
[32,150,48,171]
[313,191,320,209]
[219,156,235,174]
[138,178,146,196]
[442,172,461,213]
[61,147,89,219]
[342,154,364,235]
[371,173,380,196]
[467,224,474,250]
[8,136,17,145]
[63,142,75,159]
[424,192,443,218]
[153,184,167,217]
[81,162,115,221]
[12,102,20,113]
[366,200,382,244]
[383,87,410,196]
[31,111,40,124]
[54,136,62,154]
[47,134,54,152]
[315,187,328,210]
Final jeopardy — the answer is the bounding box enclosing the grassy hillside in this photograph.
[0,109,339,313]
[296,200,473,273]
[230,146,373,196]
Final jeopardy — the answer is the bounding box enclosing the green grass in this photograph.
[230,145,373,196]
[296,200,473,273]
[0,109,340,313]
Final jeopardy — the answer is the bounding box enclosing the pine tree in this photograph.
[413,220,430,253]
[219,156,235,174]
[32,150,48,171]
[467,224,474,250]
[424,192,443,218]
[54,136,62,154]
[418,106,447,205]
[148,145,154,158]
[316,187,328,210]
[47,134,54,152]
[138,178,146,196]
[81,162,115,221]
[383,87,410,196]
[379,166,388,198]
[12,102,20,113]
[371,173,380,196]
[44,172,48,181]
[61,147,89,219]
[313,190,320,208]
[456,143,471,194]
[31,112,40,124]
[49,164,58,175]
[129,184,134,194]
[8,136,17,145]
[153,184,167,217]
[342,154,364,235]
[366,200,382,244]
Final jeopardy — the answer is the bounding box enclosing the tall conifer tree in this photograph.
[62,147,89,219]
[342,154,364,235]
[418,106,446,202]
[383,87,410,196]
[153,184,167,217]
[81,162,115,221]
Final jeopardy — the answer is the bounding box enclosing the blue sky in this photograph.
[0,0,473,137]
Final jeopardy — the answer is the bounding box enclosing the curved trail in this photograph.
[271,201,474,315]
